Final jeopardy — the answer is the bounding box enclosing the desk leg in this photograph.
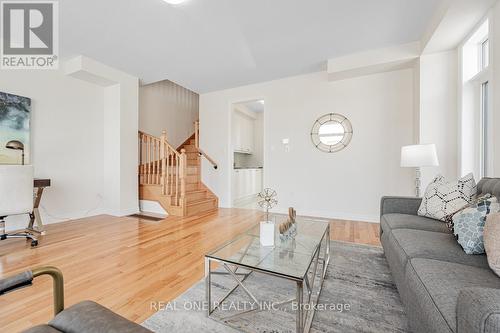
[28,187,46,235]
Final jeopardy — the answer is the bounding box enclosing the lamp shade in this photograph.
[401,144,439,167]
[5,140,24,150]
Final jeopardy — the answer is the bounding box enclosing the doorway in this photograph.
[230,100,264,209]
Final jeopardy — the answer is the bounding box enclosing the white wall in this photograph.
[139,80,199,148]
[1,57,140,231]
[419,51,459,187]
[200,70,415,222]
[66,56,140,217]
[0,69,106,230]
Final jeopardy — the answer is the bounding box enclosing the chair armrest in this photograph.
[0,270,33,295]
[457,287,500,333]
[380,196,422,218]
[0,266,64,316]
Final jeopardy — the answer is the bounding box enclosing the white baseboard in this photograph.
[3,204,145,233]
[3,207,110,232]
[266,208,380,224]
[139,200,168,215]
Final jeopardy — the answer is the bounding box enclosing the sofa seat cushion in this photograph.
[381,213,450,234]
[391,229,489,269]
[49,301,152,333]
[405,258,500,333]
[22,325,63,333]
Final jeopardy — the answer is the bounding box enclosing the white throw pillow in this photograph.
[418,173,476,222]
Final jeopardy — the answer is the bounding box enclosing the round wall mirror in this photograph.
[311,113,353,153]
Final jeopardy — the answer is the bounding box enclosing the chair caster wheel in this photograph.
[31,240,38,247]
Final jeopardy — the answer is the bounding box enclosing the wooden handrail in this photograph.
[139,130,185,207]
[194,121,218,170]
[198,148,218,169]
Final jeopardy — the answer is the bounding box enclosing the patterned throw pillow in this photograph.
[453,196,500,254]
[418,173,476,222]
[446,194,492,232]
[484,213,500,277]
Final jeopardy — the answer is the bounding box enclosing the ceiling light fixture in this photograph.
[162,0,187,5]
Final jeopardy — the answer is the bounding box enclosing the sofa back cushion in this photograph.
[477,178,500,198]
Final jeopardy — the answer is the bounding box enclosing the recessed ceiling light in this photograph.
[162,0,187,4]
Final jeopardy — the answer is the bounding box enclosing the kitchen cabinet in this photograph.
[232,168,263,200]
[232,112,255,154]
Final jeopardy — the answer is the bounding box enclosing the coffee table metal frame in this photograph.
[205,224,330,333]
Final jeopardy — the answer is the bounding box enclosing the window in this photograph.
[460,19,491,178]
[479,81,489,178]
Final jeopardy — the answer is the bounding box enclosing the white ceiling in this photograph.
[61,0,443,93]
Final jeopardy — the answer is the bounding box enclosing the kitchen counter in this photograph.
[233,168,263,200]
[234,166,263,169]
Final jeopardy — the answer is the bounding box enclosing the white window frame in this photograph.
[479,37,489,71]
[479,81,489,178]
[459,17,492,179]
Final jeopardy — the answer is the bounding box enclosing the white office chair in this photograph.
[0,165,38,247]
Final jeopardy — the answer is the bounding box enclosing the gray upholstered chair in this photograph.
[0,266,152,333]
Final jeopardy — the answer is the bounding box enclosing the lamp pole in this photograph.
[415,167,421,197]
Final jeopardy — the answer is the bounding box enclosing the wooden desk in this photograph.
[27,178,51,235]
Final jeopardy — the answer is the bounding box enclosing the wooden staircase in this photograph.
[138,122,218,217]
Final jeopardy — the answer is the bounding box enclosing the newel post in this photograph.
[180,148,188,214]
[160,130,167,195]
[194,120,200,149]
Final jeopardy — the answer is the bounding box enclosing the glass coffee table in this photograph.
[205,216,330,333]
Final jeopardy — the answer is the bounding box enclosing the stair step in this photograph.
[185,183,201,191]
[186,197,217,216]
[182,145,197,153]
[186,175,199,184]
[185,189,208,201]
[187,197,216,206]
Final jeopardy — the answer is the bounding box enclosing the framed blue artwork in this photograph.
[0,91,31,164]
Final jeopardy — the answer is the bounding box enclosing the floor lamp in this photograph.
[5,140,25,165]
[401,144,439,197]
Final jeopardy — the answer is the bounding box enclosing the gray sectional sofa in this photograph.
[380,177,500,333]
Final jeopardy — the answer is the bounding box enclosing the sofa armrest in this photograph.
[457,287,500,333]
[380,196,422,218]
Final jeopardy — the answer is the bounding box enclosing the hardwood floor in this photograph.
[0,209,380,332]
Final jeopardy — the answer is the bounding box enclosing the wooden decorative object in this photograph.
[279,207,298,239]
[289,207,296,223]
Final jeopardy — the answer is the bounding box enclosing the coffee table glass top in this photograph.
[206,216,329,280]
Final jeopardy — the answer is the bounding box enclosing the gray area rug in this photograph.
[143,241,409,332]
